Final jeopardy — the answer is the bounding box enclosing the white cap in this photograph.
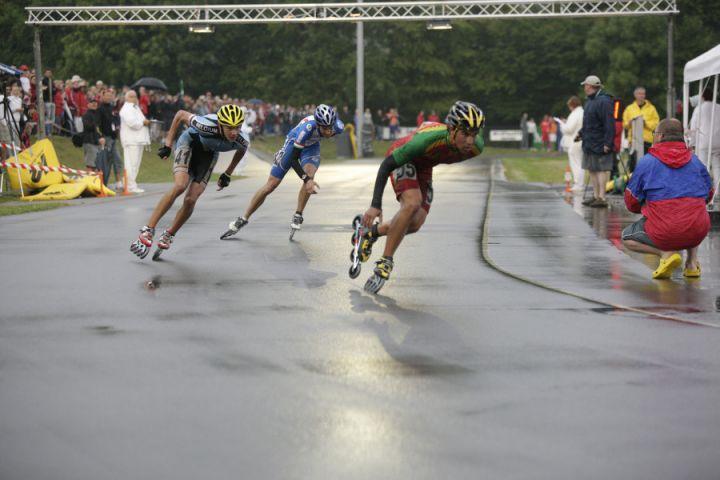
[71,75,82,83]
[581,75,603,87]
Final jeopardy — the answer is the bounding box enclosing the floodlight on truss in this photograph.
[188,24,214,33]
[427,19,452,30]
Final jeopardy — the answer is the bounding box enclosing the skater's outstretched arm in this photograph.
[161,110,194,154]
[217,148,248,191]
[362,155,398,227]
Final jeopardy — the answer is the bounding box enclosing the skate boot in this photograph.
[152,229,175,261]
[364,256,394,294]
[130,226,154,259]
[289,212,303,240]
[220,217,248,240]
[358,226,378,263]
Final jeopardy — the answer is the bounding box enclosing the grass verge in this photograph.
[50,136,174,183]
[37,136,569,185]
[0,197,70,217]
[500,155,568,184]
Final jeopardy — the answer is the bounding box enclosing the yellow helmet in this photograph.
[446,101,485,131]
[217,104,244,128]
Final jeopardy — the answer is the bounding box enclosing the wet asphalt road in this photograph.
[1,154,719,480]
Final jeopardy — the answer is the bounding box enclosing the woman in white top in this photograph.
[119,90,151,193]
[689,89,720,189]
[560,96,585,192]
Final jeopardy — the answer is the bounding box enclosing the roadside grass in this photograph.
[251,134,395,161]
[15,136,568,194]
[50,136,174,183]
[0,196,70,217]
[500,155,568,184]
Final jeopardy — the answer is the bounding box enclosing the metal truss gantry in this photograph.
[27,1,678,26]
[25,1,679,147]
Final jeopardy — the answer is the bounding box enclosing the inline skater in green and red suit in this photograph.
[358,101,485,294]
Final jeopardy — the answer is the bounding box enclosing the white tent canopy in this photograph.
[684,44,720,83]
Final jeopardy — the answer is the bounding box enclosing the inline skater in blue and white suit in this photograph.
[221,104,344,239]
[130,104,249,259]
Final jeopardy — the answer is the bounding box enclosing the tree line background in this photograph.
[3,0,718,126]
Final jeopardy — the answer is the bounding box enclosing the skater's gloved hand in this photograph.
[304,178,319,195]
[362,207,382,228]
[158,145,172,159]
[217,172,231,191]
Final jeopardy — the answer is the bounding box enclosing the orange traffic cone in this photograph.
[122,169,131,196]
[564,166,572,193]
[98,171,106,197]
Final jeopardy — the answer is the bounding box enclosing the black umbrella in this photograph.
[130,77,168,91]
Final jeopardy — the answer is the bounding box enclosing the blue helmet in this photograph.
[314,104,337,127]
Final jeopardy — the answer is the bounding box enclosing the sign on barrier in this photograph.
[489,129,523,142]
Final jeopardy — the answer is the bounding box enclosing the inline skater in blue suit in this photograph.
[220,104,344,239]
[130,104,249,259]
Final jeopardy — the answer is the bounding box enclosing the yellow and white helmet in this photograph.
[445,101,485,131]
[217,104,245,128]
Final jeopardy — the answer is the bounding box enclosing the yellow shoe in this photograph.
[683,263,701,278]
[652,253,682,279]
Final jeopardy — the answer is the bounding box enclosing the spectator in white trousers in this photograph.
[120,90,150,193]
[561,95,585,192]
[689,89,720,196]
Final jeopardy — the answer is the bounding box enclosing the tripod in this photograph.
[1,88,24,195]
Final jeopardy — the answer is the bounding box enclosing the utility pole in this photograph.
[356,0,364,157]
[33,27,46,138]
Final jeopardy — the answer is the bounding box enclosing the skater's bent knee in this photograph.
[401,200,422,214]
[407,223,423,234]
[172,183,188,196]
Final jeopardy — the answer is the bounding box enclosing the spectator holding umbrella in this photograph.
[138,86,150,116]
[120,90,151,193]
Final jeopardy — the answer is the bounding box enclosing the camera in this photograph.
[0,62,22,90]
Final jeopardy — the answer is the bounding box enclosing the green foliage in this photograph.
[3,0,719,128]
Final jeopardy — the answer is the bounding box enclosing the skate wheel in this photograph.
[349,264,361,279]
[152,249,163,261]
[351,232,359,245]
[350,250,357,262]
[289,230,296,241]
[352,214,362,229]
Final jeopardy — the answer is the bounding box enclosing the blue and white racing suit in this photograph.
[269,115,344,179]
[174,114,250,184]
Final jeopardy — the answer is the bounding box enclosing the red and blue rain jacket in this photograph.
[624,141,713,251]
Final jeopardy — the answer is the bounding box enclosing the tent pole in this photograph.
[666,15,674,119]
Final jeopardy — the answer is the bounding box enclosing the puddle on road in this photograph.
[298,355,471,379]
[85,325,123,335]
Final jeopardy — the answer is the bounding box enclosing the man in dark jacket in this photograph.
[98,88,123,189]
[81,98,103,171]
[622,119,713,279]
[580,75,615,208]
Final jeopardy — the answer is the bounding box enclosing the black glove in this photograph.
[158,145,172,159]
[218,172,231,189]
